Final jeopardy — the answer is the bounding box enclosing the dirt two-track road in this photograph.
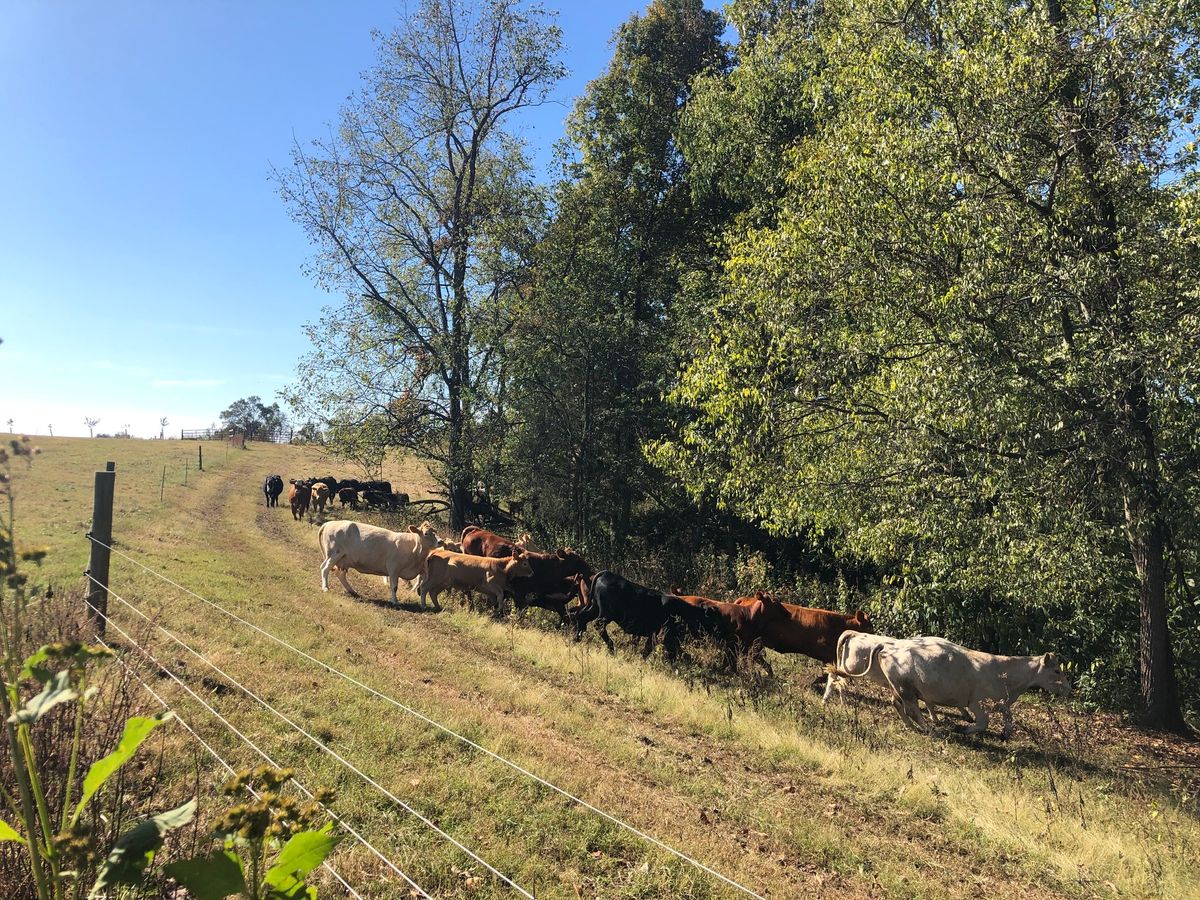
[12,436,1200,899]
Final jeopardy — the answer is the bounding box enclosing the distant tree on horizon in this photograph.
[84,417,99,438]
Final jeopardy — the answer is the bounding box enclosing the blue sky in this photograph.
[0,1,699,438]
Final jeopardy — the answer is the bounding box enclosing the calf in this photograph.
[836,632,1071,739]
[288,479,312,521]
[318,520,440,605]
[311,482,330,516]
[573,571,723,659]
[418,549,534,613]
[263,474,284,507]
[507,548,593,623]
[336,486,359,509]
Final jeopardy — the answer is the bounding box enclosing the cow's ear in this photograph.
[407,525,419,533]
[754,589,766,602]
[556,548,567,559]
[1043,652,1059,668]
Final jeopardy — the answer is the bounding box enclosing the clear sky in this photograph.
[0,1,696,438]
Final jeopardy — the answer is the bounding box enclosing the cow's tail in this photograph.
[460,525,481,542]
[838,640,883,680]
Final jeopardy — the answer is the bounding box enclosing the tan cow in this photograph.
[317,520,440,605]
[417,549,533,613]
[310,482,330,516]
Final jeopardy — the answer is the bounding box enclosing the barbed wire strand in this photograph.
[88,535,766,900]
[85,575,530,900]
[94,631,368,900]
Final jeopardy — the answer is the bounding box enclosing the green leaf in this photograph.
[264,826,341,887]
[74,712,174,821]
[18,646,53,683]
[8,670,77,724]
[0,817,26,844]
[164,849,246,900]
[89,798,196,897]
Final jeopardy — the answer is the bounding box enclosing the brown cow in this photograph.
[460,526,531,558]
[418,549,534,613]
[288,479,312,521]
[507,548,594,623]
[673,588,791,674]
[728,595,873,663]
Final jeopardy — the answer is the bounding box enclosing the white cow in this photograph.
[823,632,970,723]
[317,520,440,606]
[834,632,1070,739]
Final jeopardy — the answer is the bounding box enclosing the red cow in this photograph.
[288,480,312,522]
[729,595,873,663]
[673,588,791,674]
[507,548,594,623]
[460,526,531,558]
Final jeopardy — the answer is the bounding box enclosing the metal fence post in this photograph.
[85,461,116,635]
[198,444,203,471]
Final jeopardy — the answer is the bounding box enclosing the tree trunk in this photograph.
[447,379,469,533]
[1123,490,1189,733]
[1120,376,1189,734]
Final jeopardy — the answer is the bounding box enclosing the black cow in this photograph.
[336,486,359,509]
[507,549,593,624]
[363,489,408,509]
[572,571,724,659]
[263,474,284,507]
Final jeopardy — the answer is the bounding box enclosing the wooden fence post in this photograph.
[184,459,188,486]
[86,461,116,635]
[160,465,166,502]
[198,444,203,471]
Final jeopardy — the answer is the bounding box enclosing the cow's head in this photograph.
[407,521,440,556]
[851,610,874,634]
[516,533,532,548]
[1036,652,1071,697]
[437,538,463,553]
[750,591,789,626]
[555,548,593,575]
[504,549,535,579]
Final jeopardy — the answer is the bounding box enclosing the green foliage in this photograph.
[74,712,173,821]
[167,766,340,900]
[658,0,1200,728]
[89,799,196,897]
[505,0,726,551]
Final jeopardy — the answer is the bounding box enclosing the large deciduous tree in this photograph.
[280,0,563,529]
[505,0,725,551]
[657,0,1200,731]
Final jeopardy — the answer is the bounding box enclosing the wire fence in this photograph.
[85,574,527,898]
[95,627,371,899]
[86,534,768,900]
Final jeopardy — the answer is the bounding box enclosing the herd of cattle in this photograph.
[264,473,410,519]
[292,500,1072,740]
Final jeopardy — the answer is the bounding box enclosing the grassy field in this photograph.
[7,435,1200,899]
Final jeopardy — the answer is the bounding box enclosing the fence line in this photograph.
[86,575,530,899]
[88,535,768,900]
[94,632,366,900]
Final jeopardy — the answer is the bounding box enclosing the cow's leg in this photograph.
[320,556,333,592]
[334,566,359,598]
[642,633,655,658]
[387,573,400,606]
[598,621,616,654]
[960,701,989,736]
[998,703,1014,741]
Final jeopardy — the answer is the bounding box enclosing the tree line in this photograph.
[279,0,1200,732]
